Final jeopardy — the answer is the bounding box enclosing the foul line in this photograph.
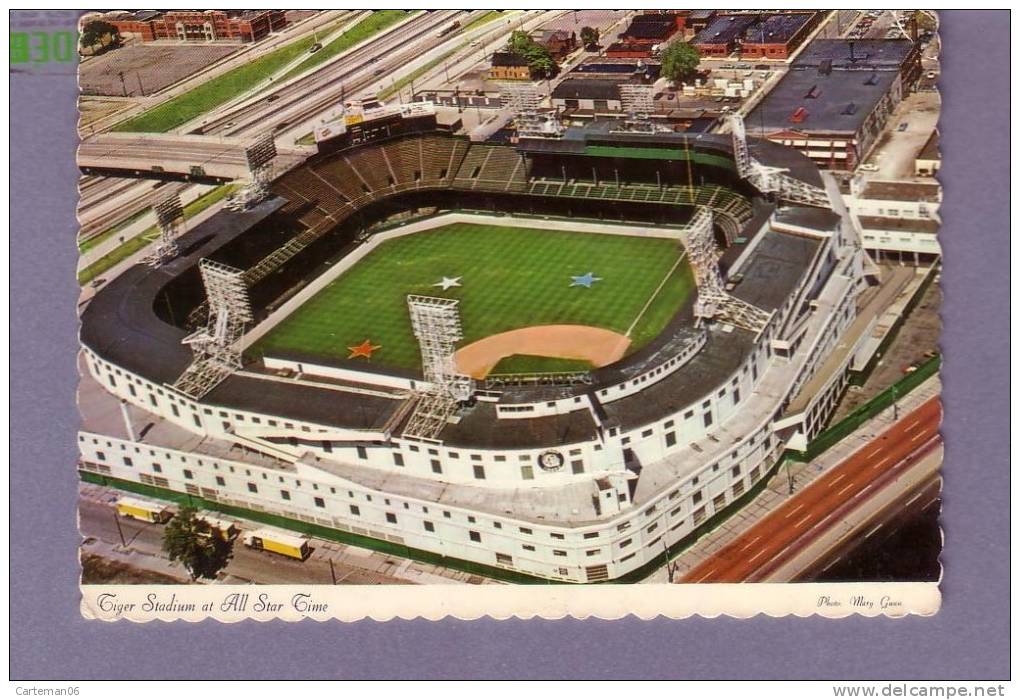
[625,250,689,338]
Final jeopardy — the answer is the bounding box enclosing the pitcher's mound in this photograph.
[454,325,631,379]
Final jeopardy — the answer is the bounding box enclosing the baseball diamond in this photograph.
[252,222,696,373]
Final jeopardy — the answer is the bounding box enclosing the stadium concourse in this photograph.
[78,119,870,584]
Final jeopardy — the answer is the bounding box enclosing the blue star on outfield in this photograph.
[569,272,602,288]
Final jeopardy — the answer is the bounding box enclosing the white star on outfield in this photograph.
[433,276,463,291]
[569,272,602,288]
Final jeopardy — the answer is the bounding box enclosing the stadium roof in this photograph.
[693,15,757,46]
[741,12,814,44]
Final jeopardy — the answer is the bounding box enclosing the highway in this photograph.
[682,397,942,583]
[197,10,466,138]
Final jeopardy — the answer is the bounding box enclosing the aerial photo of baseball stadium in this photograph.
[76,9,942,588]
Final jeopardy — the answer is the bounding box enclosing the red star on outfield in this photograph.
[347,339,381,360]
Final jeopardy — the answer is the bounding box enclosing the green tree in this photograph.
[660,42,701,85]
[80,20,120,55]
[505,30,558,79]
[580,26,599,50]
[162,506,233,581]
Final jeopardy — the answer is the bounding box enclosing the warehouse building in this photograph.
[745,39,921,169]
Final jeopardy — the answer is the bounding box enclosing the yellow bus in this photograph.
[243,528,311,561]
[196,513,240,541]
[116,497,173,524]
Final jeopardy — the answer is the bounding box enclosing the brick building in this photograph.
[738,12,822,60]
[488,52,531,81]
[104,10,287,43]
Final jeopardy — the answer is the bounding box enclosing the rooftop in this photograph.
[551,77,621,102]
[917,129,940,161]
[745,62,901,135]
[491,51,530,68]
[859,180,941,202]
[741,12,814,44]
[693,15,757,46]
[793,38,916,70]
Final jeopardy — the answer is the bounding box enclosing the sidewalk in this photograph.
[644,375,941,582]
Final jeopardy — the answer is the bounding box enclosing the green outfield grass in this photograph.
[253,222,696,372]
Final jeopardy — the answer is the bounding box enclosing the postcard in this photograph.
[74,9,942,621]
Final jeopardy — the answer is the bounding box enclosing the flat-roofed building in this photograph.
[745,39,922,169]
[738,12,822,60]
[914,129,940,177]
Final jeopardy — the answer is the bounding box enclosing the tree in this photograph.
[162,506,233,581]
[660,42,701,85]
[580,26,600,50]
[80,20,120,55]
[505,30,558,80]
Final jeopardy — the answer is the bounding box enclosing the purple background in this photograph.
[9,10,1009,680]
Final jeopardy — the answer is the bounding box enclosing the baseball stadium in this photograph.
[78,101,868,583]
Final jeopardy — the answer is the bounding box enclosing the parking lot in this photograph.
[79,43,239,97]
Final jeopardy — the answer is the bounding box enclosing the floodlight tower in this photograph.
[172,259,254,399]
[501,82,562,138]
[727,114,831,208]
[228,133,278,210]
[403,295,475,439]
[146,193,184,267]
[685,208,772,334]
[618,84,657,134]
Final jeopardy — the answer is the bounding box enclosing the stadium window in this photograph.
[692,491,702,505]
[521,465,534,480]
[586,549,601,556]
[619,538,633,548]
[473,465,485,480]
[571,460,584,474]
[323,441,332,453]
[431,460,442,474]
[386,513,397,524]
[448,451,459,459]
[393,452,404,467]
[123,457,133,467]
[443,511,451,519]
[550,532,565,540]
[733,388,741,404]
[703,412,713,428]
[469,531,481,543]
[350,505,360,516]
[183,469,193,480]
[583,532,599,539]
[646,523,659,534]
[467,516,476,524]
[496,553,513,566]
[553,550,567,557]
[519,527,533,535]
[247,483,258,494]
[665,431,677,447]
[128,384,136,397]
[148,394,158,408]
[356,446,367,460]
[732,466,741,478]
[314,497,325,509]
[192,414,201,428]
[423,521,434,532]
[493,521,502,529]
[642,429,653,438]
[522,544,535,552]
[494,455,506,462]
[215,476,225,486]
[684,410,694,419]
[281,490,291,501]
